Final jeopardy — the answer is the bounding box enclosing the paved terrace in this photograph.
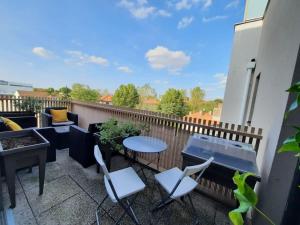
[2,149,231,225]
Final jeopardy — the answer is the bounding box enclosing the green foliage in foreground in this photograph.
[278,81,300,157]
[98,119,149,152]
[14,97,42,113]
[229,172,275,225]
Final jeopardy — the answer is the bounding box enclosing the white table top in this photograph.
[123,136,167,153]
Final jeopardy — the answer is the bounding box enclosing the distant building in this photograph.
[185,111,213,122]
[100,95,113,105]
[0,80,33,95]
[142,97,159,106]
[15,90,49,98]
[212,103,223,121]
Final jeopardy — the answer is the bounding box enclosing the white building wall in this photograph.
[0,80,33,95]
[221,20,263,124]
[249,0,300,223]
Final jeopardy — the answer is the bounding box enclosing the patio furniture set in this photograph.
[0,107,261,225]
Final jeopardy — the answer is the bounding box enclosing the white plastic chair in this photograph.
[94,146,146,225]
[152,157,214,224]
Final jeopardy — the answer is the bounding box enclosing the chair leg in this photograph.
[187,194,200,225]
[116,194,141,225]
[151,199,172,225]
[96,194,118,224]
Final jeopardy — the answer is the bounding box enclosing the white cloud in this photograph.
[118,0,170,19]
[225,0,239,9]
[65,50,109,66]
[175,0,212,10]
[201,73,227,93]
[32,47,54,59]
[153,79,169,85]
[201,0,212,9]
[176,0,192,10]
[145,46,191,72]
[202,15,228,23]
[117,66,133,73]
[177,16,194,29]
[214,73,227,87]
[157,9,172,17]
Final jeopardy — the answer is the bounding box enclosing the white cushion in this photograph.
[104,167,145,203]
[155,167,198,199]
[52,121,74,126]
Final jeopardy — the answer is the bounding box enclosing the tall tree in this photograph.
[112,84,140,108]
[58,86,72,100]
[158,88,189,117]
[70,83,99,102]
[189,87,205,112]
[138,83,157,99]
[47,87,56,96]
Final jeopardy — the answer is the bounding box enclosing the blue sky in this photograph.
[0,0,244,99]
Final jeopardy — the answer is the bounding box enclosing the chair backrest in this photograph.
[181,157,214,182]
[169,157,214,197]
[94,146,111,180]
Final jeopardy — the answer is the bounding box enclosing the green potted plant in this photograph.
[94,119,146,171]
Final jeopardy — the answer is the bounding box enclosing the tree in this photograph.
[100,88,111,96]
[138,83,157,99]
[47,87,56,96]
[189,87,205,112]
[70,83,99,102]
[158,88,189,117]
[136,84,159,111]
[58,86,72,100]
[112,84,140,108]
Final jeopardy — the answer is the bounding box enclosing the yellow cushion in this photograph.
[50,109,68,123]
[1,117,22,131]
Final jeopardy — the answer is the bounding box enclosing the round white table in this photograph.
[123,136,167,170]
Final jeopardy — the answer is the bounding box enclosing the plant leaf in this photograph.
[288,99,298,112]
[229,172,258,225]
[287,82,300,92]
[278,137,300,153]
[229,211,244,225]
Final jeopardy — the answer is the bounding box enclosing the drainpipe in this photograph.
[239,60,256,125]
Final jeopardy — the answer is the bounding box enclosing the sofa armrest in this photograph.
[67,112,78,125]
[41,112,52,127]
[35,127,57,162]
[7,116,37,128]
[69,125,95,167]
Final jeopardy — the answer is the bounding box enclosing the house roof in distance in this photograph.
[100,95,113,102]
[16,90,49,98]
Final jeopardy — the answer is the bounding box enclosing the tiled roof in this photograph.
[143,97,159,105]
[16,90,49,97]
[100,95,113,102]
[184,112,213,121]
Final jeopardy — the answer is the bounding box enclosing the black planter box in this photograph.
[94,133,124,171]
[0,129,49,208]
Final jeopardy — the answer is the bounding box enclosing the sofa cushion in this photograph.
[0,118,9,132]
[0,117,23,131]
[50,109,68,123]
[52,121,74,126]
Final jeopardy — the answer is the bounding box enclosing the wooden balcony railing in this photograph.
[0,95,71,112]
